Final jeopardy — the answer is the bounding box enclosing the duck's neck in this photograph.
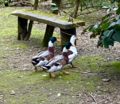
[70,37,76,46]
[48,41,54,56]
[62,47,69,63]
[48,47,54,55]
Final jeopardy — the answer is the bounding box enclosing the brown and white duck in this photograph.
[41,42,75,78]
[31,37,60,71]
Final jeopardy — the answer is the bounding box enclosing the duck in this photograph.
[68,35,80,68]
[41,42,75,78]
[31,37,60,71]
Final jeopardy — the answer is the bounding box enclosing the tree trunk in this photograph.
[73,0,81,18]
[33,0,38,10]
[24,0,38,40]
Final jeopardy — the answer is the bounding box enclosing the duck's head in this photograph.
[70,35,80,45]
[48,37,60,47]
[62,42,75,63]
[63,42,75,52]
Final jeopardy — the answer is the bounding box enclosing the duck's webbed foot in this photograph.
[70,62,77,68]
[49,73,55,78]
[61,70,69,75]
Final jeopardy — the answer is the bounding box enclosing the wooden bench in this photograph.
[11,10,85,47]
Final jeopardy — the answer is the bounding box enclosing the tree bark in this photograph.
[24,0,38,40]
[73,0,81,18]
[33,0,38,10]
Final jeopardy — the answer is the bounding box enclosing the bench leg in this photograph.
[42,25,55,47]
[24,20,33,41]
[60,28,76,49]
[18,17,28,40]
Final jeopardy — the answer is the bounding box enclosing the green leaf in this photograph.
[102,6,109,9]
[117,19,120,24]
[103,30,110,36]
[115,15,120,20]
[50,3,58,10]
[103,29,114,37]
[51,3,56,6]
[108,22,117,28]
[107,9,110,14]
[83,25,94,33]
[117,7,120,14]
[107,38,114,46]
[99,22,110,30]
[112,28,120,42]
[89,24,99,31]
[102,14,111,21]
[110,0,116,3]
[51,6,58,10]
[103,37,109,48]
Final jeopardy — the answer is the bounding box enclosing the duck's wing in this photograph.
[33,50,49,59]
[45,54,63,66]
[68,50,73,55]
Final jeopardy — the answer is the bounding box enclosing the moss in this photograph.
[21,8,58,17]
[60,16,84,22]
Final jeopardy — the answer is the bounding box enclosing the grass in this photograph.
[0,7,120,104]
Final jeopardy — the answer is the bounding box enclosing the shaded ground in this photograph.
[0,7,120,104]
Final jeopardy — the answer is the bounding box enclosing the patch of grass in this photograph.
[103,60,120,73]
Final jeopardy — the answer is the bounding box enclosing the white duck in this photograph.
[31,37,60,71]
[68,35,80,68]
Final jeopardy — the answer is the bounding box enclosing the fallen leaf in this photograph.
[102,78,111,82]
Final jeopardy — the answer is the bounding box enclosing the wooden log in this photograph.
[42,25,55,47]
[60,28,76,49]
[18,17,28,40]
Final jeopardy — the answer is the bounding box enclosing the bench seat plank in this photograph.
[11,10,85,29]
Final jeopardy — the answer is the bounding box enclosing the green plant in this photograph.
[83,0,120,48]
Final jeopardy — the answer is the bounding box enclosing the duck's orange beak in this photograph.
[76,38,80,40]
[72,44,75,47]
[57,39,61,42]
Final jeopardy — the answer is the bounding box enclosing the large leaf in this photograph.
[116,15,120,20]
[110,0,116,3]
[117,6,120,14]
[112,28,120,42]
[98,29,114,48]
[99,22,110,30]
[117,19,120,24]
[82,25,94,33]
[102,14,111,21]
[107,38,114,46]
[89,24,99,31]
[102,37,114,48]
[102,37,109,48]
[108,22,117,28]
[103,29,114,37]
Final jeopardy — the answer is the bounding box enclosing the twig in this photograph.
[69,70,98,75]
[85,92,97,104]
